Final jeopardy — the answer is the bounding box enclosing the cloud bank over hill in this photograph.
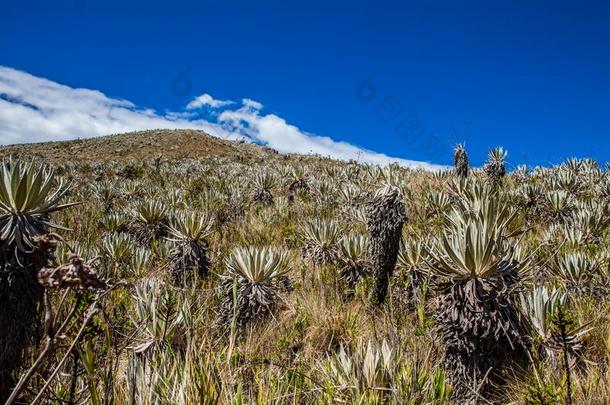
[0,66,444,170]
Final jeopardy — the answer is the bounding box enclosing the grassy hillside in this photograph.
[1,131,609,404]
[1,129,274,163]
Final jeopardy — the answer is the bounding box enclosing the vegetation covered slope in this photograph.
[1,129,275,163]
[1,130,609,404]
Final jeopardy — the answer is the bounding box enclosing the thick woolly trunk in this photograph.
[454,146,469,178]
[288,178,309,194]
[340,264,366,299]
[435,266,527,403]
[127,221,168,246]
[217,282,275,334]
[0,247,46,401]
[366,186,406,305]
[168,241,210,285]
[302,243,336,268]
[287,179,309,204]
[252,188,274,206]
[484,161,506,188]
[217,275,291,336]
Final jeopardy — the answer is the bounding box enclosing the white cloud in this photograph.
[241,98,263,110]
[186,93,234,110]
[217,106,439,169]
[0,65,445,170]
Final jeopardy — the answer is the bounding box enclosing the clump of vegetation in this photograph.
[165,211,213,285]
[484,146,507,187]
[426,184,529,401]
[300,218,341,267]
[336,234,369,297]
[0,160,76,399]
[251,172,276,206]
[218,246,290,332]
[127,200,168,245]
[1,130,609,404]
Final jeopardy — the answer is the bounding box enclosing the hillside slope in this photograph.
[0,129,280,163]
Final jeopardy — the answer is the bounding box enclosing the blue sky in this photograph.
[1,0,610,168]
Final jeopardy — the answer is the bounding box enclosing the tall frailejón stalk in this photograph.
[483,147,507,188]
[453,143,469,178]
[366,184,406,305]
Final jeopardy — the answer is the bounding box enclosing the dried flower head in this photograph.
[38,253,107,292]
